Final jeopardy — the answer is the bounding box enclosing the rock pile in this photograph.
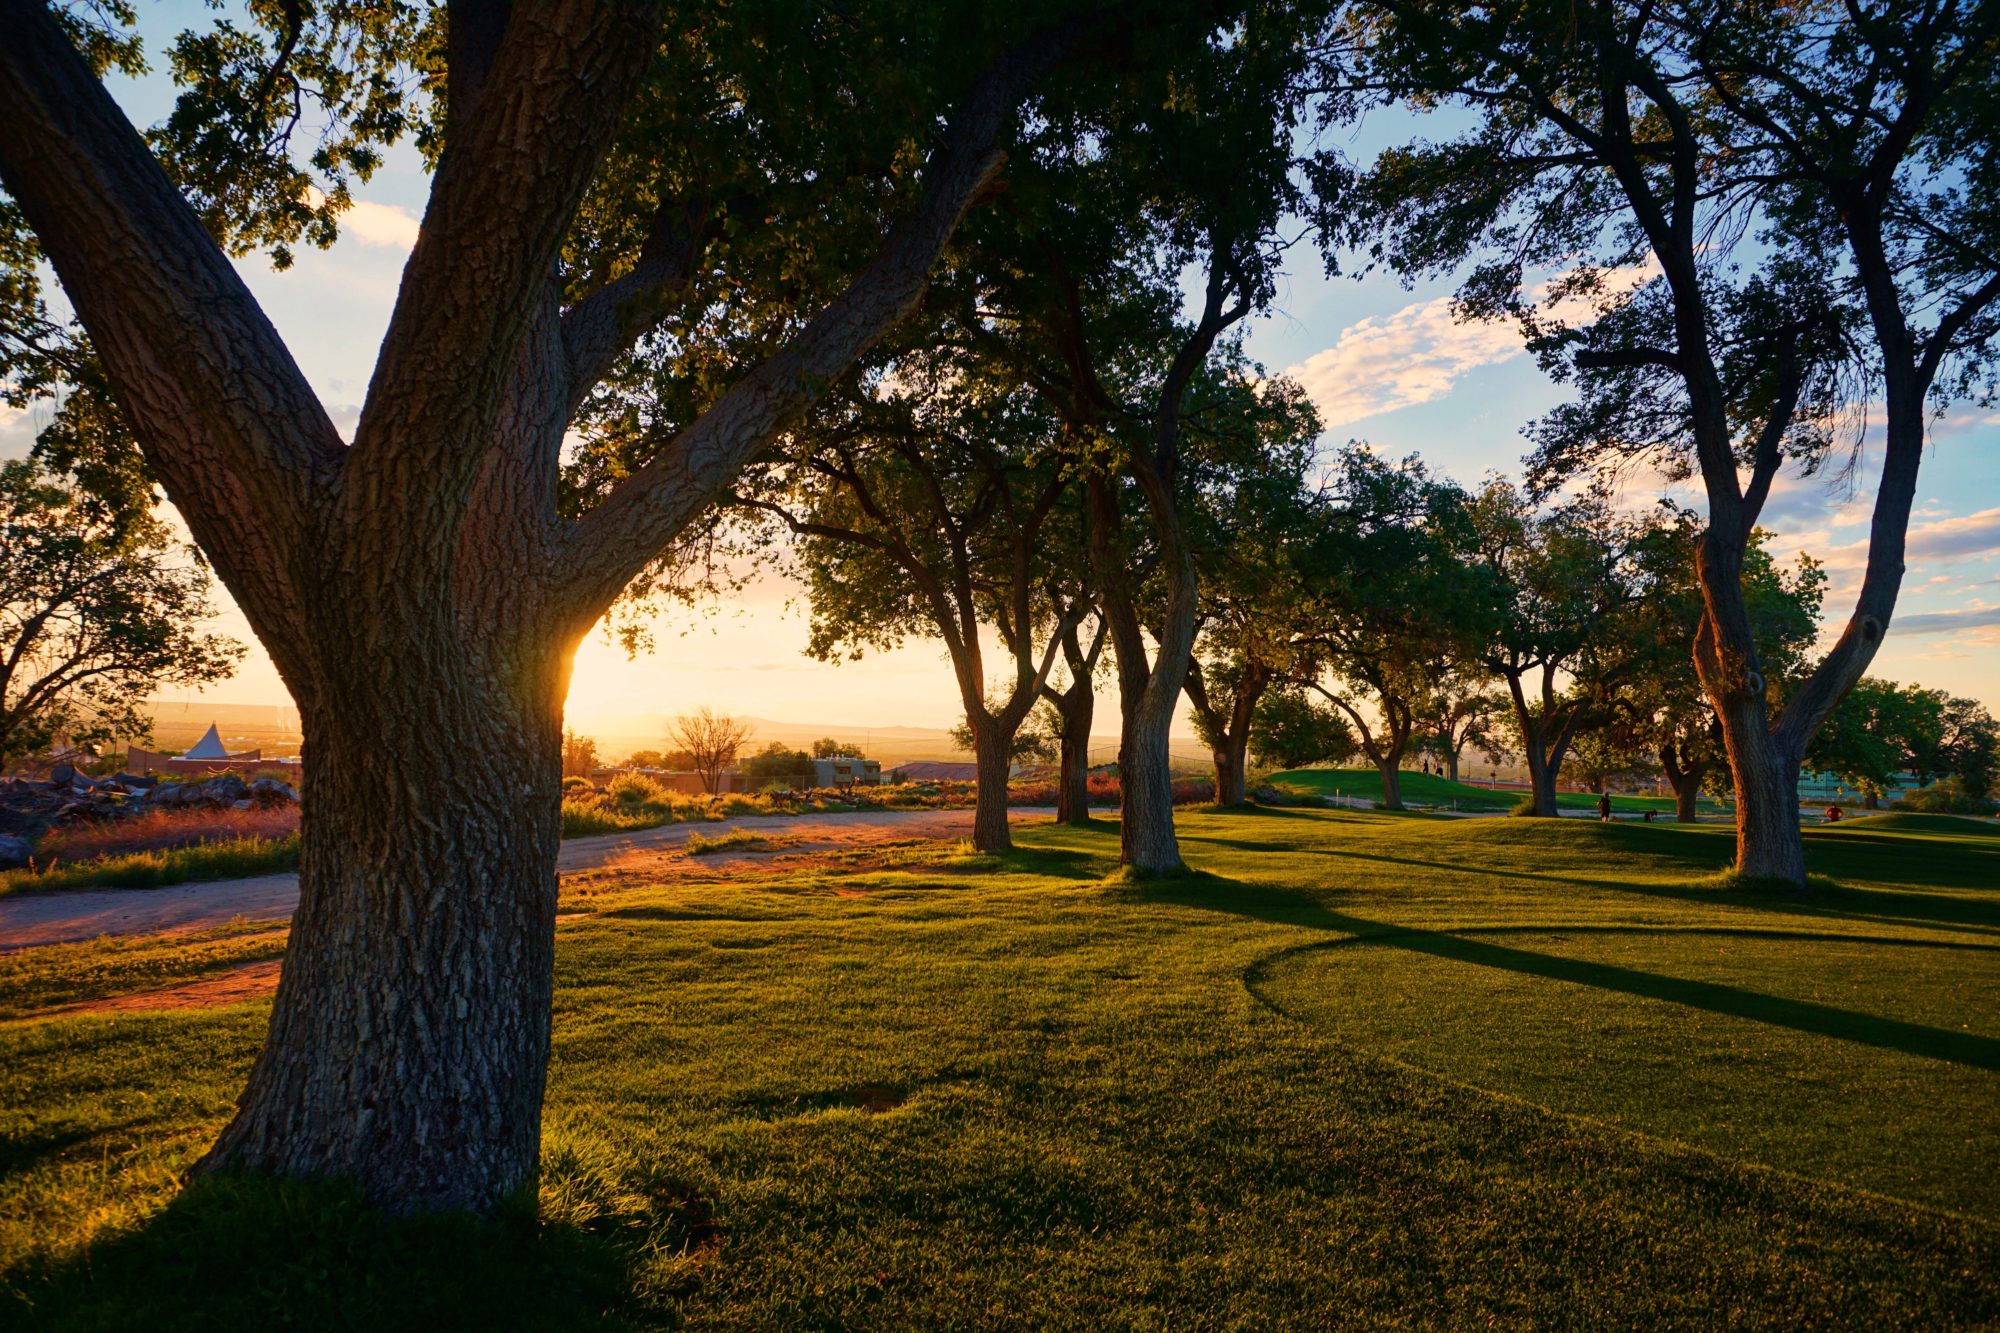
[0,769,299,847]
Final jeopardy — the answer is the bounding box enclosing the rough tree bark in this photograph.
[968,713,1017,852]
[0,0,1083,1211]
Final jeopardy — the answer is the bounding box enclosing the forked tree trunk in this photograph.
[1184,659,1267,809]
[1660,742,1704,825]
[1501,673,1584,819]
[197,642,569,1212]
[1695,532,1811,885]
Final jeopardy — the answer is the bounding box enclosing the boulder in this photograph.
[202,773,250,803]
[49,762,75,785]
[249,777,299,806]
[0,834,30,870]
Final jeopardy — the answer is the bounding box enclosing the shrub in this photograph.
[1508,795,1541,817]
[1897,779,1999,815]
[561,776,592,793]
[605,773,670,809]
[559,798,656,838]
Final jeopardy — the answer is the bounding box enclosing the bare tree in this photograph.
[667,708,751,795]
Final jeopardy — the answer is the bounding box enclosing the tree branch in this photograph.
[556,15,1095,620]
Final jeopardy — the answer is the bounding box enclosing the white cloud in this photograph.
[1894,605,2000,635]
[341,199,422,251]
[1285,263,1657,432]
[1284,296,1526,430]
[1821,506,2000,570]
[303,187,421,251]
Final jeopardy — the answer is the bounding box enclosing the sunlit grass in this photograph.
[1276,766,1724,814]
[0,835,300,897]
[2,807,1995,1328]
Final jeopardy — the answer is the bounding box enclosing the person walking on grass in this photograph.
[1599,792,1613,823]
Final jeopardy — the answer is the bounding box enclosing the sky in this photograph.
[4,7,1996,749]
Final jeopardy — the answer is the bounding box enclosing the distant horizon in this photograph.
[138,699,1211,768]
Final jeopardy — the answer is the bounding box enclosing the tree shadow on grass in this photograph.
[1140,875,2000,1072]
[1195,822,2000,941]
[2,1171,703,1332]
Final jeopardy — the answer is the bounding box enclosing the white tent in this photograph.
[178,723,231,760]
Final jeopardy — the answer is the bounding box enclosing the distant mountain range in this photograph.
[144,702,1209,767]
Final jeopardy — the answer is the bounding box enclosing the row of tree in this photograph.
[2,0,1991,1216]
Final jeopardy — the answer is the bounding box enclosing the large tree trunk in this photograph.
[1521,741,1558,817]
[1695,534,1810,885]
[1056,705,1092,824]
[1212,735,1248,808]
[1088,475,1192,873]
[1376,760,1404,811]
[969,718,1015,853]
[1724,725,1806,883]
[196,649,567,1213]
[1660,742,1704,825]
[1117,695,1182,870]
[1045,659,1096,826]
[1442,747,1460,784]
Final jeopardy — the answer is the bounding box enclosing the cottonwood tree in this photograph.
[666,707,751,795]
[1812,680,1999,809]
[1178,381,1322,806]
[1038,606,1105,824]
[1462,481,1641,818]
[958,2,1341,868]
[1618,510,1823,821]
[0,0,1160,1212]
[738,338,1089,851]
[1248,685,1356,771]
[1416,669,1504,784]
[1298,448,1493,811]
[1352,0,2000,884]
[0,458,242,765]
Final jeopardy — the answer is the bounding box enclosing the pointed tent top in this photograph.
[178,724,230,760]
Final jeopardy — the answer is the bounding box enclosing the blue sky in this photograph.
[4,6,1995,740]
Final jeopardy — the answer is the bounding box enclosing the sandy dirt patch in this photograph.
[1,807,1052,951]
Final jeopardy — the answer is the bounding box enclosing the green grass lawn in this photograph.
[2,809,1996,1329]
[1275,765,1725,814]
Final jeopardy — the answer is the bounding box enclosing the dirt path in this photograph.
[0,806,1054,952]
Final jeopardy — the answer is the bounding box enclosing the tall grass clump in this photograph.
[1,834,300,895]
